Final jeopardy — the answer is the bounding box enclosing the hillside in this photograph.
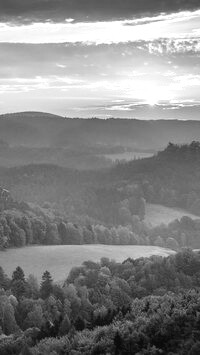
[0,112,64,148]
[111,142,200,215]
[1,143,200,250]
[2,112,200,150]
[1,142,200,218]
[3,112,200,170]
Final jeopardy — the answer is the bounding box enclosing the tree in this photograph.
[94,225,106,244]
[63,284,81,318]
[0,266,10,289]
[58,222,70,244]
[0,222,8,250]
[26,274,39,299]
[154,236,165,248]
[25,305,43,329]
[129,195,137,215]
[74,316,85,331]
[114,331,123,355]
[61,223,83,245]
[59,314,71,335]
[189,342,200,355]
[12,266,25,282]
[0,295,19,334]
[117,226,131,244]
[31,218,46,244]
[45,223,60,245]
[11,266,26,298]
[180,216,195,230]
[9,221,26,247]
[40,271,53,299]
[166,237,179,251]
[119,206,132,226]
[83,226,94,244]
[138,197,146,221]
[21,344,33,355]
[21,216,33,244]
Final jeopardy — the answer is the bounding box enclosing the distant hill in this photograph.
[2,111,200,150]
[0,112,64,147]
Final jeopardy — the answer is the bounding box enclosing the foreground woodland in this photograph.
[1,249,200,354]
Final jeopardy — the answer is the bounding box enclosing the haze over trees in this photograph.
[1,112,200,169]
[1,112,200,149]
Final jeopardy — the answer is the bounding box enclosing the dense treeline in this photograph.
[1,249,200,354]
[1,192,200,250]
[113,141,200,216]
[0,164,146,224]
[2,203,200,250]
[2,142,200,250]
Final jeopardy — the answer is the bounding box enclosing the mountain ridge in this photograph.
[1,111,200,152]
[1,111,200,122]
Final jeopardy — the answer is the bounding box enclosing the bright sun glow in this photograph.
[146,94,159,106]
[141,84,172,106]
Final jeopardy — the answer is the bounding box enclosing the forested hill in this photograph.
[2,143,200,250]
[157,141,200,162]
[1,142,200,221]
[112,142,200,215]
[2,111,200,150]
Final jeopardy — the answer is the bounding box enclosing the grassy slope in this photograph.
[145,203,199,226]
[0,245,174,282]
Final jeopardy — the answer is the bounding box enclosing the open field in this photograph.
[0,245,174,282]
[145,203,199,226]
[103,151,153,162]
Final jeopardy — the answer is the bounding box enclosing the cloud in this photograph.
[174,74,200,86]
[147,39,200,54]
[0,38,200,117]
[94,100,200,120]
[0,76,85,94]
[0,9,200,45]
[0,0,199,24]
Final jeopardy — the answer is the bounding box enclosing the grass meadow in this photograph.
[0,244,174,282]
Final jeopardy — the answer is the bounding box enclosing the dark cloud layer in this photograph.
[0,0,200,23]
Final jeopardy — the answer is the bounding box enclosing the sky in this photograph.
[0,0,200,119]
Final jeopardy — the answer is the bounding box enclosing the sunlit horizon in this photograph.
[0,6,200,119]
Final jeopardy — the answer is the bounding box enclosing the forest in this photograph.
[1,249,200,354]
[1,142,200,250]
[1,180,200,251]
[112,142,200,214]
[1,142,200,354]
[1,142,200,219]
